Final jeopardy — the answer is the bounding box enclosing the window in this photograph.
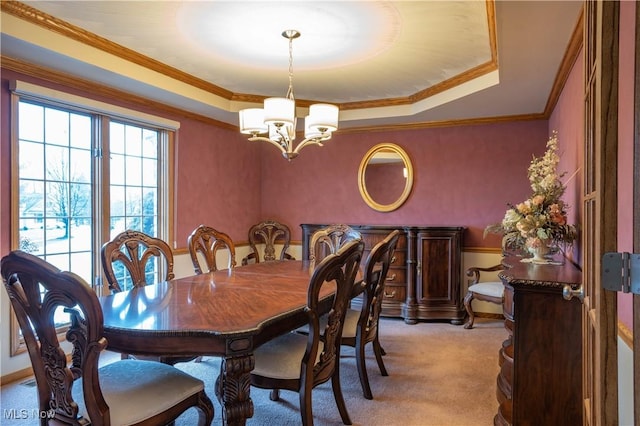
[17,102,94,281]
[106,121,164,290]
[10,87,175,355]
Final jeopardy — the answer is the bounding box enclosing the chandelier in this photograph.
[238,30,339,161]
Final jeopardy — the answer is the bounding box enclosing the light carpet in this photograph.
[1,318,506,425]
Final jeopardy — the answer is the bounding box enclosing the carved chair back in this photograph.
[2,250,110,423]
[358,229,401,345]
[303,239,364,385]
[242,220,295,265]
[309,224,361,268]
[188,225,237,274]
[101,229,174,293]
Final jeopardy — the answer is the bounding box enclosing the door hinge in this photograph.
[601,252,640,295]
[94,148,103,158]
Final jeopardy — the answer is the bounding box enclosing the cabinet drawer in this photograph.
[363,249,406,269]
[381,283,405,302]
[384,267,406,284]
[389,250,406,267]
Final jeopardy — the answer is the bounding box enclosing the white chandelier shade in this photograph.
[238,30,339,161]
[306,103,339,132]
[263,97,295,126]
[238,108,267,135]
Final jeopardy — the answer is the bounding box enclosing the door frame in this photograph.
[583,1,619,424]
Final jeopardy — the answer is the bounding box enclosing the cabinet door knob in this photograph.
[562,285,584,303]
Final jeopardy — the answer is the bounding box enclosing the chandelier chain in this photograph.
[286,33,295,101]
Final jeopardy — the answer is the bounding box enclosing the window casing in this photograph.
[10,86,175,355]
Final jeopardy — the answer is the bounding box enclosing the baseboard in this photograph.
[1,365,35,386]
[475,312,504,321]
[618,320,633,349]
[1,353,73,386]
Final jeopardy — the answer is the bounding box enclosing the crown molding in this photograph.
[1,55,236,130]
[1,0,581,133]
[2,0,499,112]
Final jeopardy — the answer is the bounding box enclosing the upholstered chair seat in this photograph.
[468,281,504,298]
[253,333,324,380]
[72,359,209,426]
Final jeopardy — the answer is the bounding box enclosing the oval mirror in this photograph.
[358,143,413,212]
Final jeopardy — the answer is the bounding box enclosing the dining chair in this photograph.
[241,219,295,265]
[308,224,361,267]
[101,229,200,364]
[101,229,174,293]
[463,264,505,329]
[339,229,401,399]
[1,250,214,426]
[250,238,365,426]
[188,224,237,274]
[299,229,401,399]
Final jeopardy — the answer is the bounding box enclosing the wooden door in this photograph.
[583,1,619,424]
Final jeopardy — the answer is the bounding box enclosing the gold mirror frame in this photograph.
[358,143,413,212]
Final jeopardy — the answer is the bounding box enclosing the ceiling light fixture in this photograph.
[238,30,339,161]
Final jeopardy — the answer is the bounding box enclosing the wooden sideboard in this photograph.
[495,256,583,426]
[300,224,466,324]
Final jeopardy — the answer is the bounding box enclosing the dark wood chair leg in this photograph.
[355,338,373,400]
[300,386,313,426]
[372,337,388,376]
[195,390,215,425]
[269,389,280,401]
[331,370,352,425]
[463,291,476,329]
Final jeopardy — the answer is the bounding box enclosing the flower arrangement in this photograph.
[485,132,578,254]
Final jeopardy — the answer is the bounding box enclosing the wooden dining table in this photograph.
[98,260,337,426]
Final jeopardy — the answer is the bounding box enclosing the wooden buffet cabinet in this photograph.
[301,224,465,324]
[495,256,583,426]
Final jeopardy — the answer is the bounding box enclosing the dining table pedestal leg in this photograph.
[216,354,255,425]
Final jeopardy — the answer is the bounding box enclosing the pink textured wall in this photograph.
[259,121,548,247]
[173,121,262,247]
[616,0,635,331]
